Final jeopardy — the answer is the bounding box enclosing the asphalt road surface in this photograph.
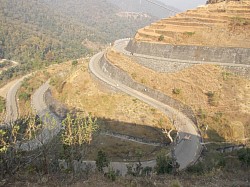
[4,74,30,124]
[17,81,61,151]
[89,51,202,170]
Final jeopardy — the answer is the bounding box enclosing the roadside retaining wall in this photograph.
[99,54,198,125]
[126,39,250,65]
[132,55,250,79]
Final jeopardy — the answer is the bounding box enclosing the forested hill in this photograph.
[0,0,156,71]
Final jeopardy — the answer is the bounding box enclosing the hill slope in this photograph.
[0,0,155,68]
[134,0,250,48]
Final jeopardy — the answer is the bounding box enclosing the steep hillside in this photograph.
[107,49,250,144]
[134,0,250,48]
[0,0,104,66]
[0,0,155,72]
[107,0,181,18]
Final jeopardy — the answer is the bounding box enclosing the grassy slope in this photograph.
[107,49,250,144]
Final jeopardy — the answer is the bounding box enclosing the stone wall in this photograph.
[126,40,250,65]
[99,54,198,125]
[132,55,250,79]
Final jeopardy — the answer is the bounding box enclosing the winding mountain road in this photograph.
[17,81,61,151]
[89,48,202,170]
[4,74,30,124]
[1,40,202,173]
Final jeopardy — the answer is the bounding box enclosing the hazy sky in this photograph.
[159,0,207,11]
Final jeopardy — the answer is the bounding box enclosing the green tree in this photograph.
[155,152,173,174]
[237,148,250,167]
[95,150,109,172]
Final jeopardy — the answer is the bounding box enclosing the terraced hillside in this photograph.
[134,1,250,48]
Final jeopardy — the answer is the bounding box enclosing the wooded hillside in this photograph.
[0,0,156,71]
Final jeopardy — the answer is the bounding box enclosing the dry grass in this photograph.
[107,49,250,144]
[49,59,172,159]
[51,60,171,131]
[18,72,49,116]
[85,134,167,161]
[17,61,75,117]
[135,1,250,48]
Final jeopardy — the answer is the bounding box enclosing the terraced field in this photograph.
[135,1,250,48]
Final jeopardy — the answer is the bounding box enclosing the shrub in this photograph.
[95,150,109,172]
[18,92,31,101]
[237,148,250,167]
[184,32,195,36]
[155,152,173,174]
[131,72,137,79]
[0,96,5,113]
[71,60,78,66]
[104,167,116,181]
[158,35,164,41]
[231,17,249,26]
[172,88,181,95]
[197,108,206,120]
[205,91,219,106]
[186,162,204,174]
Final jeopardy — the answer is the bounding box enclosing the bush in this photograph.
[71,60,78,66]
[172,88,181,95]
[104,167,116,181]
[186,162,204,174]
[95,150,109,172]
[205,91,219,106]
[155,153,173,174]
[0,96,5,113]
[184,32,195,36]
[237,148,250,167]
[231,17,249,26]
[18,92,31,101]
[158,35,164,41]
[197,108,206,120]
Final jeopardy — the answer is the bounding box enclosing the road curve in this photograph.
[16,81,61,151]
[89,50,202,170]
[4,74,30,124]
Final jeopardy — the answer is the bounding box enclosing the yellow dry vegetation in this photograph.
[50,59,172,140]
[18,61,74,117]
[135,1,250,48]
[107,49,250,144]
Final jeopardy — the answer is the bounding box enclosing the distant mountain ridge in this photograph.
[107,0,181,18]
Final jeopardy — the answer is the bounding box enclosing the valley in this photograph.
[0,0,250,186]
